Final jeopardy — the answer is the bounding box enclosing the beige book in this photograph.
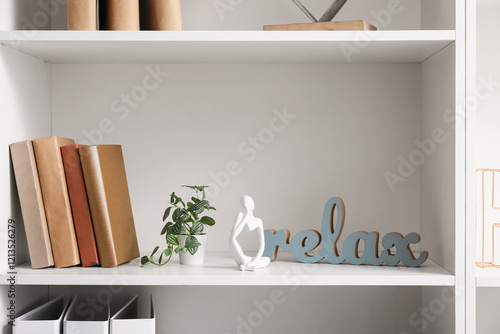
[79,145,140,267]
[68,0,97,30]
[32,136,80,268]
[102,0,140,31]
[10,141,54,269]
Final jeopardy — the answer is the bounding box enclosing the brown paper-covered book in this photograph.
[10,141,54,269]
[79,145,140,267]
[32,136,80,268]
[100,0,140,31]
[61,144,100,267]
[68,0,97,30]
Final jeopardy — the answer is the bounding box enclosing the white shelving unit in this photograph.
[0,1,468,333]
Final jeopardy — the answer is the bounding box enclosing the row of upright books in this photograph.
[10,137,140,269]
[68,0,183,31]
[14,295,154,334]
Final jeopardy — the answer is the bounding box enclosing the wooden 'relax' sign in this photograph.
[263,197,428,267]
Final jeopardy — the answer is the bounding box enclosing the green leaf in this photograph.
[159,251,164,263]
[200,216,216,226]
[179,212,191,223]
[192,212,199,221]
[172,208,181,221]
[141,256,150,266]
[171,223,183,235]
[174,246,181,254]
[163,207,172,222]
[166,234,180,246]
[191,222,204,234]
[182,185,197,190]
[191,197,200,203]
[166,224,174,235]
[187,202,193,209]
[151,246,160,256]
[209,206,216,211]
[170,192,176,204]
[187,246,198,255]
[185,235,202,249]
[165,248,172,257]
[180,225,189,235]
[161,222,171,235]
[202,188,206,200]
[190,200,209,214]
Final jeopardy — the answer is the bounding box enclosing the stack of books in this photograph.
[10,137,140,269]
[68,0,182,31]
[15,295,155,334]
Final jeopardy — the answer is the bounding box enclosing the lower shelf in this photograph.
[3,252,454,286]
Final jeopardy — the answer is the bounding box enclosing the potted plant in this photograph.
[141,185,216,266]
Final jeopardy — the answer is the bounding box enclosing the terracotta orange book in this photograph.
[79,145,140,267]
[61,144,100,267]
[10,141,54,269]
[32,136,80,268]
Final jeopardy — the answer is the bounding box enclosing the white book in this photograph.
[14,296,70,334]
[63,296,109,334]
[110,295,155,334]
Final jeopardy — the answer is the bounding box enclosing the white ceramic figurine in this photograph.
[230,196,271,271]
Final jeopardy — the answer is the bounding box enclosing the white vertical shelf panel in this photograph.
[466,0,477,334]
[0,45,52,270]
[454,0,467,333]
[0,41,51,330]
[420,43,459,334]
[0,31,455,64]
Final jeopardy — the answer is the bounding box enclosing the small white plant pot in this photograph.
[178,234,207,265]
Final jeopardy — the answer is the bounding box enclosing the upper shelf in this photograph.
[0,30,455,64]
[2,252,453,286]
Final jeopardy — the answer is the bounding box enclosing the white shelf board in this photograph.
[476,268,500,287]
[2,252,454,286]
[0,30,455,64]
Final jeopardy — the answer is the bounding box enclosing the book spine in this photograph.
[150,0,183,31]
[103,0,140,31]
[68,0,97,30]
[79,146,118,267]
[32,137,80,268]
[9,141,54,269]
[61,144,100,267]
[94,145,139,267]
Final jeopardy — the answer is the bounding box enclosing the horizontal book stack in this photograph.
[15,295,155,334]
[10,137,140,269]
[68,0,182,31]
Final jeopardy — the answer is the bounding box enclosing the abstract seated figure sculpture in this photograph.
[230,196,271,271]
